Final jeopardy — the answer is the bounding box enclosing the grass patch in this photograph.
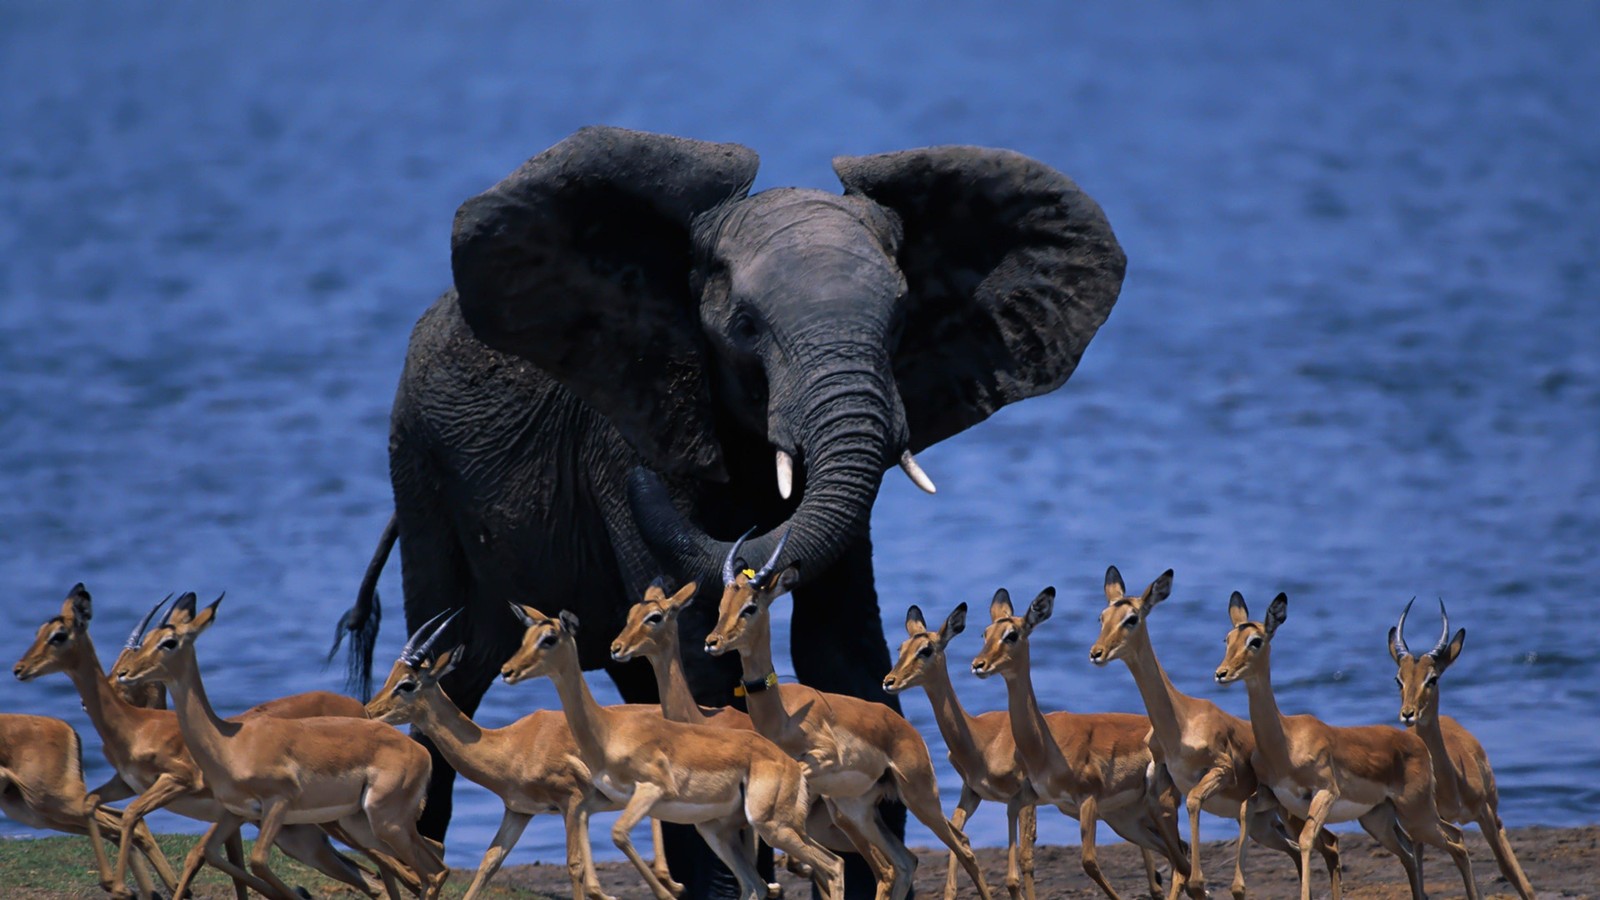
[0,833,553,898]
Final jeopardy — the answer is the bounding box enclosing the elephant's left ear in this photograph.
[453,127,761,480]
[833,147,1124,452]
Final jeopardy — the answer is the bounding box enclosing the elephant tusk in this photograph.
[776,450,795,500]
[899,450,937,495]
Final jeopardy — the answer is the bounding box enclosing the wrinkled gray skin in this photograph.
[333,126,1124,898]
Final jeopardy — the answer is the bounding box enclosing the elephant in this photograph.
[330,125,1124,898]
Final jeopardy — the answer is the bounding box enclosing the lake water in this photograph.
[3,1,1596,867]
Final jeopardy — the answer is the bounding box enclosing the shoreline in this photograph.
[4,823,1592,897]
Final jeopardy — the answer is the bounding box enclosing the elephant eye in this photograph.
[729,308,762,343]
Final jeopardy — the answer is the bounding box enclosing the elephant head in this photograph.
[451,126,1124,584]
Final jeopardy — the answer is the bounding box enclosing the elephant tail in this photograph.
[326,512,397,700]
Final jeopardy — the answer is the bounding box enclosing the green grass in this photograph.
[0,833,554,898]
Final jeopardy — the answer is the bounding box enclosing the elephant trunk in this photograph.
[630,349,898,586]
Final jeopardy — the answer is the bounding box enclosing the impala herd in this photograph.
[5,549,1530,900]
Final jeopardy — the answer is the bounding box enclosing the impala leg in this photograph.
[1183,769,1227,900]
[947,788,981,900]
[109,774,193,898]
[1296,790,1338,900]
[1018,799,1038,900]
[1357,804,1416,899]
[696,818,769,900]
[650,817,689,897]
[1402,813,1480,900]
[565,795,616,900]
[608,784,679,900]
[328,814,422,898]
[1072,796,1122,900]
[72,795,116,894]
[224,831,249,900]
[895,763,989,900]
[196,813,284,899]
[752,808,845,900]
[275,823,383,897]
[464,808,532,900]
[827,795,905,900]
[1478,809,1535,900]
[247,799,304,900]
[1002,795,1024,900]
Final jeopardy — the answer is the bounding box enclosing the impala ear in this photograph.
[64,583,92,626]
[834,146,1123,453]
[1023,587,1055,633]
[1263,593,1288,639]
[1142,569,1174,609]
[1103,567,1125,604]
[428,647,462,682]
[989,588,1013,621]
[938,603,968,646]
[558,610,581,637]
[1436,629,1466,671]
[904,605,928,636]
[453,126,759,481]
[189,595,223,634]
[667,581,698,611]
[643,579,669,603]
[1227,592,1250,627]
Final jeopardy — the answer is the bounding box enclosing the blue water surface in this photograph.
[3,1,1597,867]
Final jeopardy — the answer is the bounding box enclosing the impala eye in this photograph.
[643,613,663,626]
[397,681,417,694]
[916,645,934,659]
[1247,637,1263,650]
[1123,615,1139,629]
[157,638,178,651]
[48,631,68,645]
[1002,630,1019,644]
[740,604,758,619]
[1424,675,1438,687]
[537,633,557,649]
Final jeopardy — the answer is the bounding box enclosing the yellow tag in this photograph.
[741,568,756,580]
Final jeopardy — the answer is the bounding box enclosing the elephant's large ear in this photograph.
[453,126,761,480]
[833,147,1124,452]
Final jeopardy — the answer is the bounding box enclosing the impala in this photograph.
[610,579,853,892]
[115,594,448,900]
[1390,600,1533,899]
[0,712,164,897]
[14,586,390,899]
[881,602,1044,900]
[1214,591,1479,900]
[971,587,1191,900]
[368,611,681,900]
[703,532,993,900]
[502,603,845,900]
[1088,567,1339,899]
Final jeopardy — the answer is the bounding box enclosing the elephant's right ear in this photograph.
[452,126,760,480]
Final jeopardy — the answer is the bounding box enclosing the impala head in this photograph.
[114,592,221,686]
[1089,566,1173,666]
[1388,598,1465,726]
[14,583,98,680]
[883,602,966,694]
[612,579,698,663]
[366,610,462,723]
[703,529,799,656]
[501,604,580,684]
[1214,591,1287,684]
[970,587,1053,679]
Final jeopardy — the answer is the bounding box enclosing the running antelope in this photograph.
[115,594,448,900]
[502,603,845,900]
[1088,567,1339,900]
[368,611,681,900]
[609,577,853,889]
[0,712,162,897]
[14,586,388,900]
[1214,591,1480,900]
[703,533,993,900]
[1390,600,1533,899]
[880,602,1043,900]
[971,587,1191,900]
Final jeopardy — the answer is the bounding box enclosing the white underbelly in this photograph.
[809,769,879,800]
[1269,782,1374,824]
[647,798,741,824]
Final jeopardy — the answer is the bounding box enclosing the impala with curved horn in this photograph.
[1389,599,1534,898]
